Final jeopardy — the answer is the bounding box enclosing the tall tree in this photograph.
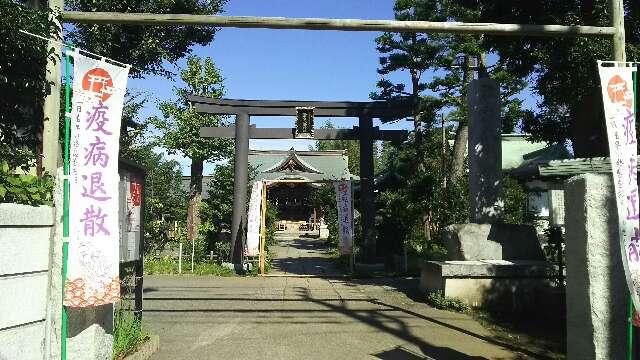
[151,56,232,242]
[370,0,445,149]
[0,1,59,172]
[372,0,529,180]
[468,0,640,157]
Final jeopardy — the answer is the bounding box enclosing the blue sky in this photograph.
[126,0,536,175]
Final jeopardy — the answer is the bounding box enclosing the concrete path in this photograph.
[269,233,342,276]
[143,275,539,359]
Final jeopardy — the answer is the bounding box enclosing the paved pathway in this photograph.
[269,233,342,276]
[143,234,539,359]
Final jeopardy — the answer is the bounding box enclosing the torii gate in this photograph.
[188,96,413,263]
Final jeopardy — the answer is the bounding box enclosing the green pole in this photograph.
[631,68,638,360]
[61,44,72,360]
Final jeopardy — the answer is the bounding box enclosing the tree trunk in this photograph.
[187,159,204,242]
[450,56,475,180]
[411,68,422,150]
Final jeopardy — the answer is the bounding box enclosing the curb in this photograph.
[123,334,160,360]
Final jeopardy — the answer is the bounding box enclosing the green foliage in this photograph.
[426,291,470,313]
[66,0,226,78]
[113,309,148,359]
[376,131,468,258]
[371,0,529,135]
[0,162,53,205]
[472,0,640,156]
[200,162,235,240]
[151,56,232,163]
[143,256,234,276]
[502,176,529,225]
[0,2,59,171]
[120,115,187,255]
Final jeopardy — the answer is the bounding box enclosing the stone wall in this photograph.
[0,203,54,360]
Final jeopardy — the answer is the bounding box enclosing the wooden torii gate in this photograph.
[188,96,413,263]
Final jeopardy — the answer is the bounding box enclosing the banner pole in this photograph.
[61,44,72,360]
[630,68,638,360]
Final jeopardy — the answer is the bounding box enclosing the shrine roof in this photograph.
[248,148,357,182]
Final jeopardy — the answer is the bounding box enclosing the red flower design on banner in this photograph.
[82,68,114,102]
[606,74,634,109]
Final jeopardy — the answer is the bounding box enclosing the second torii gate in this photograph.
[188,95,413,264]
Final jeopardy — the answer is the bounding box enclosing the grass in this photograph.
[113,310,148,359]
[425,291,470,313]
[144,257,235,276]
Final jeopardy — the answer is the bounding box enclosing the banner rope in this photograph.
[18,29,133,69]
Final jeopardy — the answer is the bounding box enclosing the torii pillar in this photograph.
[359,116,376,262]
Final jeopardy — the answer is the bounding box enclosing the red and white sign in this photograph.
[598,62,639,312]
[65,52,130,307]
[335,180,353,255]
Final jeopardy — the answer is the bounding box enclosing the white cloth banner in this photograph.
[598,63,639,311]
[65,52,130,307]
[246,181,263,257]
[335,180,353,254]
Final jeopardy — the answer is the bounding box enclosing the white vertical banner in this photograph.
[65,52,130,307]
[246,181,263,257]
[598,62,639,311]
[335,180,353,254]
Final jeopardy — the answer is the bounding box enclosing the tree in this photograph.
[0,1,59,172]
[151,56,232,242]
[65,0,226,78]
[370,0,445,148]
[117,96,187,254]
[467,0,640,157]
[372,0,530,180]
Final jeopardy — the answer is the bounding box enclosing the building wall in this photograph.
[0,203,54,359]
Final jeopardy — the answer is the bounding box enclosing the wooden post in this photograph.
[259,182,267,274]
[609,0,626,62]
[42,0,64,175]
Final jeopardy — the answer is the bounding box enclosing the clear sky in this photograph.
[126,0,535,175]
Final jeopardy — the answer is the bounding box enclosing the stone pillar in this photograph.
[67,305,114,360]
[231,112,249,264]
[359,116,376,262]
[468,78,502,223]
[564,174,627,360]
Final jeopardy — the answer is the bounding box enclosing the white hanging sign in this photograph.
[65,52,130,307]
[598,62,639,311]
[246,181,263,257]
[335,180,353,254]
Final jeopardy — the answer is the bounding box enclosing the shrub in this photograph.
[0,162,53,205]
[113,310,148,359]
[426,291,470,313]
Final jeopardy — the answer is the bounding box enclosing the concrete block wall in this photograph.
[0,203,54,360]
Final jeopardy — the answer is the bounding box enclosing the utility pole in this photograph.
[42,0,63,175]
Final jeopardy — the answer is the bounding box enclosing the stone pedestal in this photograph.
[468,78,503,223]
[67,304,114,360]
[564,174,626,360]
[420,260,556,309]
